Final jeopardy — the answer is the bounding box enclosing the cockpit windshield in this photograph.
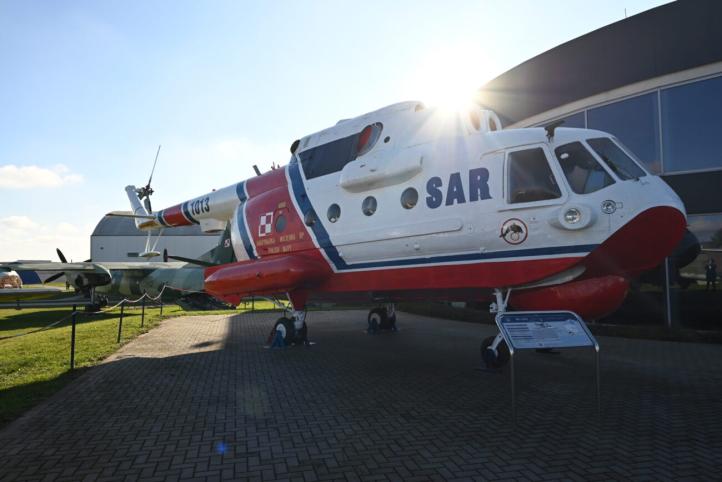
[587,137,646,180]
[555,142,614,194]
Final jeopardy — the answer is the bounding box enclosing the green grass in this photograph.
[0,303,182,426]
[0,298,286,427]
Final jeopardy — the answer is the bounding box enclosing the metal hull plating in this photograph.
[126,102,688,319]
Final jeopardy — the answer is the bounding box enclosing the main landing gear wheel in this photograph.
[271,317,308,346]
[481,335,510,369]
[367,308,396,332]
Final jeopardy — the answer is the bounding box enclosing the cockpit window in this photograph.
[507,147,562,204]
[587,137,646,180]
[555,142,614,194]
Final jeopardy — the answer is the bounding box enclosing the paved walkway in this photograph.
[1,310,721,481]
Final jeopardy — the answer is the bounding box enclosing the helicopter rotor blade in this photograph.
[146,144,161,189]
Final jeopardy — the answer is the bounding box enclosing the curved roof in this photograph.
[477,0,722,125]
[92,215,218,237]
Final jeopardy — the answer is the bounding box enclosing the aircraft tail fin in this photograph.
[125,185,154,229]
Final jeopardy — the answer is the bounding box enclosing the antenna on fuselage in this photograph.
[544,120,565,141]
[252,165,262,176]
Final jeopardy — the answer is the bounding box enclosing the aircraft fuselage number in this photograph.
[190,197,210,216]
[426,167,491,208]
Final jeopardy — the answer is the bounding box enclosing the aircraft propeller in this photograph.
[136,145,161,214]
[43,248,92,284]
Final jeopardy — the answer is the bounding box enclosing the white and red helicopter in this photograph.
[123,101,687,366]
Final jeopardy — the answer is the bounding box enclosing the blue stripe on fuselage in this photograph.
[234,181,256,260]
[287,162,598,271]
[181,201,199,224]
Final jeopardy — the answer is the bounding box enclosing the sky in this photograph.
[0,0,670,261]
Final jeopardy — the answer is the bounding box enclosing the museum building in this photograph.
[477,0,722,327]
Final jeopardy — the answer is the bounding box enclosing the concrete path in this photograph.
[1,310,721,481]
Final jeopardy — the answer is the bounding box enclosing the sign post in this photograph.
[495,311,600,423]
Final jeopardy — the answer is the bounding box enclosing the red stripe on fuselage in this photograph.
[161,204,192,227]
[244,167,324,258]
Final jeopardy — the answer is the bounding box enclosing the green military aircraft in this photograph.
[0,225,236,310]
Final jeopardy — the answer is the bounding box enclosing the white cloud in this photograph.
[0,216,91,261]
[0,164,83,189]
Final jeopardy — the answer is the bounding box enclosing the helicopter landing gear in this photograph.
[268,310,308,347]
[480,288,511,369]
[481,334,510,369]
[367,304,397,334]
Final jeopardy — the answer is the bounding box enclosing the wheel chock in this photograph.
[270,329,285,348]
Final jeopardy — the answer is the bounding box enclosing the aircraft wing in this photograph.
[0,287,64,302]
[99,261,187,270]
[1,261,186,273]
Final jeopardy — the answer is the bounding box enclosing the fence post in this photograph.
[70,305,77,370]
[160,300,163,316]
[141,296,146,327]
[117,301,124,343]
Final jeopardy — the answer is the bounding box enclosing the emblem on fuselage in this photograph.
[259,212,274,237]
[500,218,528,245]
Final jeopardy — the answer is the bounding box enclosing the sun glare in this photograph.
[405,43,494,113]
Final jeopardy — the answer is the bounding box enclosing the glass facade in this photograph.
[533,73,722,329]
[661,75,722,173]
[559,111,585,128]
[668,213,722,329]
[587,92,661,173]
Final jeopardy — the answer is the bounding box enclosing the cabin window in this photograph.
[299,123,383,180]
[587,137,646,180]
[401,187,418,209]
[555,142,614,194]
[327,204,341,223]
[507,147,562,204]
[362,196,377,216]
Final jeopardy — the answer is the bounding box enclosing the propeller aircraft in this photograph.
[121,101,686,367]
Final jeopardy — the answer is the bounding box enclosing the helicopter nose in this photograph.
[584,205,687,278]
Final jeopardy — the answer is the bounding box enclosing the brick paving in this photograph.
[1,310,721,481]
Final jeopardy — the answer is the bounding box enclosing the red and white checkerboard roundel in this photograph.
[259,212,274,237]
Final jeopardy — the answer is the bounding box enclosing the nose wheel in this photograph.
[481,334,510,369]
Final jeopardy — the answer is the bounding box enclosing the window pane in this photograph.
[587,93,661,173]
[507,148,561,204]
[299,134,358,179]
[559,112,585,128]
[668,213,722,329]
[587,137,646,180]
[661,75,722,173]
[555,142,614,194]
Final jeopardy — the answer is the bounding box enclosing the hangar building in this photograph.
[477,0,722,328]
[91,215,221,262]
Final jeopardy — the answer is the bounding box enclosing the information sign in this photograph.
[497,311,594,350]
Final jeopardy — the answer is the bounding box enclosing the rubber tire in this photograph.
[273,317,295,346]
[379,311,395,330]
[368,308,386,332]
[480,336,510,369]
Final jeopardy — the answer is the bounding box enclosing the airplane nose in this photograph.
[584,205,687,278]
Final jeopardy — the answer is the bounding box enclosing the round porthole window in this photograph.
[362,196,377,216]
[401,187,418,209]
[304,209,317,226]
[327,204,341,223]
[275,214,287,233]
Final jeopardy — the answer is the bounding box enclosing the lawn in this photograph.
[0,297,282,427]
